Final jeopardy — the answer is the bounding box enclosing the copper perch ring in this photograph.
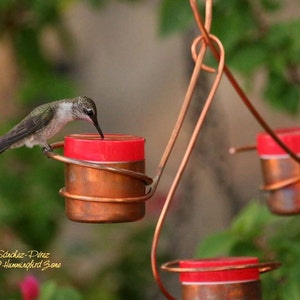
[161,260,281,275]
[47,141,153,187]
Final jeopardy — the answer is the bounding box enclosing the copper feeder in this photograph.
[257,128,300,215]
[161,257,280,300]
[47,134,153,223]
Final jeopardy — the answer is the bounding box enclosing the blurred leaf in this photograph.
[158,0,193,36]
[18,73,76,106]
[53,287,82,300]
[264,71,300,114]
[204,1,257,53]
[231,202,274,240]
[13,27,51,76]
[197,231,237,257]
[228,42,267,75]
[266,21,300,65]
[260,0,282,11]
[31,0,61,25]
[40,281,57,300]
[40,281,82,300]
[0,146,64,248]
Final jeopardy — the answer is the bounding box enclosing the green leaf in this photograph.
[18,73,76,106]
[196,231,237,257]
[264,71,300,114]
[228,42,267,75]
[40,281,82,300]
[53,287,82,300]
[158,0,193,36]
[210,1,256,53]
[260,0,282,11]
[31,0,61,26]
[40,281,57,300]
[231,202,274,240]
[13,28,52,76]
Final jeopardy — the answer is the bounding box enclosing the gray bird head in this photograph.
[73,96,104,138]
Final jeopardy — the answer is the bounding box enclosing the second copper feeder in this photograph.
[50,134,153,223]
[257,128,300,215]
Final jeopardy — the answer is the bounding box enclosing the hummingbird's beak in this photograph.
[94,121,105,139]
[88,113,104,139]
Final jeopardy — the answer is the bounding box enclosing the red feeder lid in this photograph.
[64,133,145,162]
[179,257,259,283]
[257,127,300,156]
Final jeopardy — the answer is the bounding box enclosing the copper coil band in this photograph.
[260,176,300,191]
[59,187,152,203]
[47,141,153,186]
[161,260,281,274]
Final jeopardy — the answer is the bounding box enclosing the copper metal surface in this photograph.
[47,142,152,223]
[260,158,300,215]
[162,260,280,300]
[181,281,262,300]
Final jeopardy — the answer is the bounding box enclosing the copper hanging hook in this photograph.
[190,0,212,34]
[190,0,214,72]
[151,1,225,298]
[151,34,224,299]
[191,37,215,72]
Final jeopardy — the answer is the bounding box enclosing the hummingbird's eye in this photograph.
[84,108,94,117]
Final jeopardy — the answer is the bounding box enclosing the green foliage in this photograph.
[0,0,90,250]
[40,280,82,300]
[159,0,300,114]
[159,0,193,36]
[0,146,65,248]
[196,202,300,300]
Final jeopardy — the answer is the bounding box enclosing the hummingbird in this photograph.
[0,96,104,154]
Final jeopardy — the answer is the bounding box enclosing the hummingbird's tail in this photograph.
[0,147,10,154]
[0,132,21,154]
[0,138,13,154]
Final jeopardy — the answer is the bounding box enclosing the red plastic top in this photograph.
[179,257,259,283]
[257,127,300,156]
[64,134,145,162]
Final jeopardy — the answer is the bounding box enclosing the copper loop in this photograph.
[151,0,225,296]
[261,175,300,191]
[191,36,215,72]
[59,187,153,203]
[161,260,281,274]
[47,141,153,186]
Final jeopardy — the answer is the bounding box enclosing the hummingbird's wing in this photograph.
[0,107,55,153]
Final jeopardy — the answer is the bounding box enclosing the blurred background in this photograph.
[0,0,300,299]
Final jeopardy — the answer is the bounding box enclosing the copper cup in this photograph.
[257,128,300,215]
[60,134,152,223]
[175,257,262,300]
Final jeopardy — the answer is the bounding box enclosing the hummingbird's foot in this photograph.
[42,144,53,156]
